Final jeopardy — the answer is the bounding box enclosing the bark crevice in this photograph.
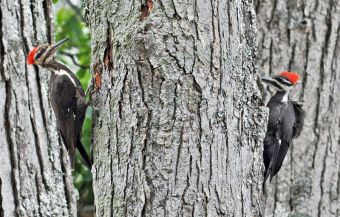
[42,0,52,43]
[0,178,4,217]
[4,81,19,216]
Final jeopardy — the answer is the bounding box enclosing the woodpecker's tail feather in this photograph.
[264,139,290,185]
[76,138,92,169]
[264,168,271,183]
[271,140,290,178]
[264,137,280,183]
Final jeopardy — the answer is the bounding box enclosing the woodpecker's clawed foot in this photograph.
[86,101,92,107]
[92,107,100,112]
[87,101,99,112]
[86,89,97,99]
[85,86,92,98]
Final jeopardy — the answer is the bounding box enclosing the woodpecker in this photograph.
[27,38,92,169]
[262,71,305,183]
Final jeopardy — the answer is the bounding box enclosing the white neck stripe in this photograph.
[55,70,76,87]
[281,91,289,102]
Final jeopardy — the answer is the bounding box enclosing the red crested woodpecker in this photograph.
[262,71,305,183]
[27,38,92,169]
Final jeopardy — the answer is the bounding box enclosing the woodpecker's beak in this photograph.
[51,38,69,50]
[44,38,69,62]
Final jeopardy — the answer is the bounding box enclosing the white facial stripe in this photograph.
[271,79,292,91]
[55,70,76,87]
[275,77,292,86]
[45,55,54,64]
[269,79,285,90]
[40,46,53,64]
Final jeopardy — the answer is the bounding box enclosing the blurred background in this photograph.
[53,0,93,216]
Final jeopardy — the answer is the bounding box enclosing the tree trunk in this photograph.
[86,0,268,216]
[0,0,76,216]
[256,0,340,216]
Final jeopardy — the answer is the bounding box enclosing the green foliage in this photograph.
[54,1,93,206]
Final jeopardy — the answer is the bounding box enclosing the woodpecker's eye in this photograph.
[34,47,47,60]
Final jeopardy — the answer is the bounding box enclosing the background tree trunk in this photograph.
[256,0,340,216]
[0,0,76,216]
[85,0,268,216]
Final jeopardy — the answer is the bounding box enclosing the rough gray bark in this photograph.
[256,0,340,216]
[85,0,269,216]
[0,0,76,216]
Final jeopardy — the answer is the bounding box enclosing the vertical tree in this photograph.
[0,0,76,216]
[85,0,268,216]
[257,0,340,216]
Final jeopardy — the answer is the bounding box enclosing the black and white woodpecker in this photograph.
[262,71,305,183]
[27,38,92,169]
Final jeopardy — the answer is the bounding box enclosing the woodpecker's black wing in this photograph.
[50,73,78,168]
[292,101,305,138]
[72,72,92,169]
[63,66,87,137]
[266,101,305,181]
[51,66,92,169]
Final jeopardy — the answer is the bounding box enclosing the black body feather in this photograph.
[49,63,92,169]
[263,91,305,182]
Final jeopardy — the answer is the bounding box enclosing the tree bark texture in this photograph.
[0,0,76,216]
[256,0,340,216]
[85,0,268,216]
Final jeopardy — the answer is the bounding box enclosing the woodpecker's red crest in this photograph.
[27,47,38,65]
[278,71,300,85]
